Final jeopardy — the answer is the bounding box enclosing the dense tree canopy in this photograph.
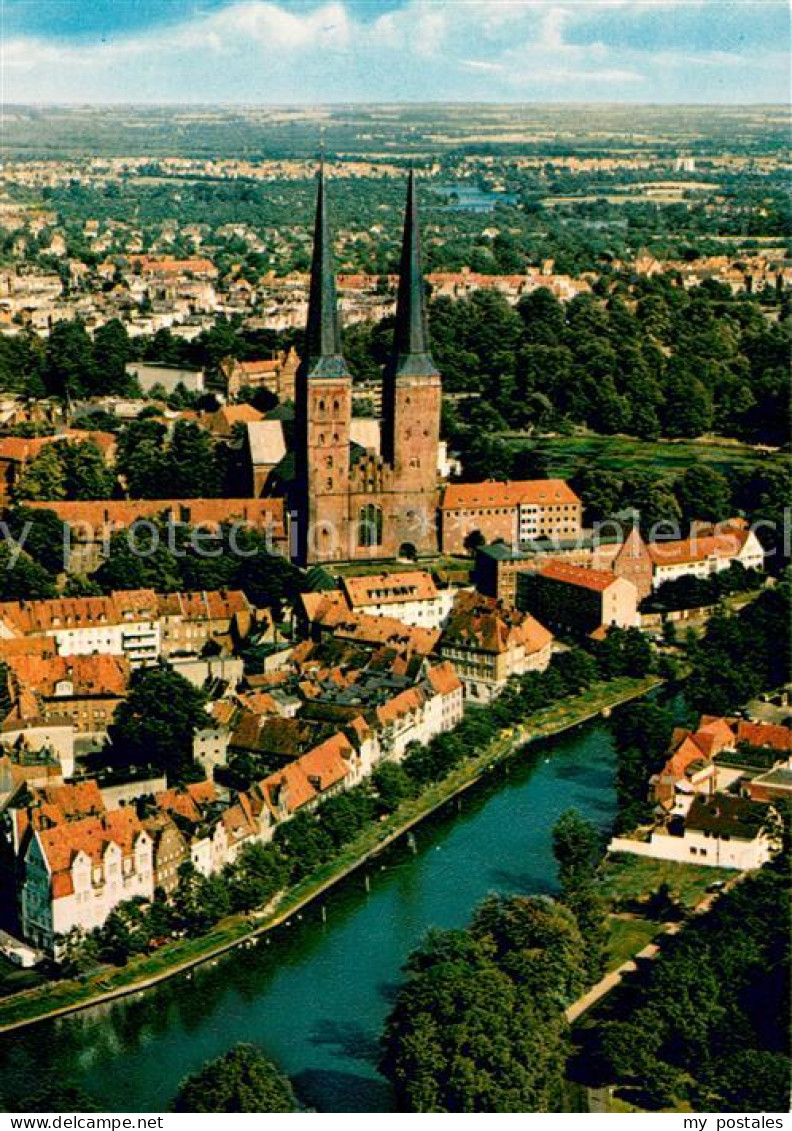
[595,867,790,1112]
[108,665,207,782]
[381,894,584,1112]
[174,1044,297,1113]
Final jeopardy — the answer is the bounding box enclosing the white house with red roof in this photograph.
[21,810,153,955]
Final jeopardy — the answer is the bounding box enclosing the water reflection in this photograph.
[0,720,621,1113]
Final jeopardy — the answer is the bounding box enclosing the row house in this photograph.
[21,809,153,955]
[0,590,160,666]
[0,588,264,667]
[3,653,130,736]
[438,592,553,703]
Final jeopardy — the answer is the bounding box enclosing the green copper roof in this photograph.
[303,164,350,380]
[390,169,438,379]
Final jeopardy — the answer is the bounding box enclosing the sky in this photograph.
[3,0,790,104]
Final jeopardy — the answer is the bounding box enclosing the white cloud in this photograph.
[3,0,787,103]
[461,59,506,73]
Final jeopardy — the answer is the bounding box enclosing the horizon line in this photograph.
[6,99,789,110]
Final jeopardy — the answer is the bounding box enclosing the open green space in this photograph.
[600,854,732,911]
[605,916,663,971]
[0,955,45,1000]
[501,432,789,483]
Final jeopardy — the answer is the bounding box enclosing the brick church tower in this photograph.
[294,167,441,564]
[294,163,353,564]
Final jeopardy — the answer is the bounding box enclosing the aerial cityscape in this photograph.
[0,0,789,1119]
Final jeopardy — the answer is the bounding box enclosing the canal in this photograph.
[0,719,620,1113]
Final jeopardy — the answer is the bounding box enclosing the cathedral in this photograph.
[289,166,443,565]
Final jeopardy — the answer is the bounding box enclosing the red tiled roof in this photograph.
[6,653,130,700]
[736,720,792,753]
[538,560,619,593]
[649,527,750,567]
[427,661,463,697]
[342,571,437,608]
[443,591,553,655]
[441,478,580,511]
[24,499,287,540]
[38,809,147,891]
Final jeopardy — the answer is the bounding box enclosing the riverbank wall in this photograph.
[0,674,662,1035]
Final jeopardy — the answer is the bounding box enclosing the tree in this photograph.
[463,529,485,555]
[380,925,570,1112]
[3,506,68,575]
[0,544,57,601]
[675,465,731,525]
[372,762,415,812]
[591,626,653,679]
[226,843,287,913]
[43,318,97,398]
[552,810,601,895]
[93,319,133,395]
[173,1044,297,1113]
[166,421,221,498]
[61,440,115,500]
[109,665,207,782]
[14,444,66,501]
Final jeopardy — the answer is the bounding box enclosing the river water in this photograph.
[0,720,619,1113]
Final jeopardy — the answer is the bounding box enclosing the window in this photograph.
[358,503,383,548]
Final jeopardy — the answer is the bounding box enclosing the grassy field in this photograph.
[605,917,663,971]
[0,955,45,1000]
[600,854,732,911]
[500,432,788,483]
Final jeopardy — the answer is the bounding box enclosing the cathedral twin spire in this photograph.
[303,164,435,380]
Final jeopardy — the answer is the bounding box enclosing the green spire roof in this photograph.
[303,163,350,380]
[390,169,437,378]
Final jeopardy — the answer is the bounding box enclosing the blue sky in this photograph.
[4,0,790,103]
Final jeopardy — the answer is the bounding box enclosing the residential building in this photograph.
[517,561,639,637]
[609,794,780,871]
[21,810,153,954]
[0,588,263,666]
[339,571,458,629]
[4,653,130,735]
[649,524,764,588]
[439,591,553,702]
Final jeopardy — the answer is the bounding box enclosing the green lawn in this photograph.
[600,855,732,911]
[500,432,788,483]
[0,955,45,1000]
[606,916,663,971]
